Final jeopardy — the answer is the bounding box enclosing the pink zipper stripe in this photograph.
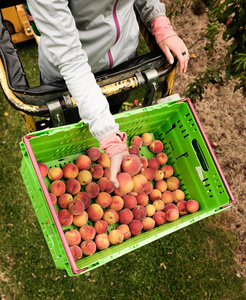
[108,0,120,69]
[108,49,113,69]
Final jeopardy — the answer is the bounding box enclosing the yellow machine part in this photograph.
[2,5,34,44]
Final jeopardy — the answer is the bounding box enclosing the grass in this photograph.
[0,39,246,300]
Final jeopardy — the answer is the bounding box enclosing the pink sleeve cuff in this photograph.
[99,131,128,158]
[151,15,177,45]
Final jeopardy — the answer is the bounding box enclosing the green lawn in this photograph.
[0,39,245,300]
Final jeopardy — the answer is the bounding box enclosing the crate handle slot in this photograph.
[192,139,209,172]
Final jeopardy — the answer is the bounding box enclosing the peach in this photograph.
[160,165,174,178]
[148,157,160,170]
[149,189,162,201]
[98,177,108,191]
[49,193,57,206]
[109,196,124,211]
[139,156,148,168]
[119,208,133,225]
[141,132,153,146]
[97,152,110,168]
[105,180,115,194]
[132,205,147,221]
[144,181,153,194]
[142,217,155,231]
[109,229,124,245]
[166,176,180,191]
[103,167,111,180]
[128,145,140,156]
[65,229,81,246]
[165,208,179,222]
[69,245,82,261]
[65,178,81,195]
[85,182,100,198]
[75,154,91,170]
[129,220,143,236]
[156,152,168,165]
[155,180,167,193]
[49,180,66,197]
[95,234,110,250]
[114,189,126,197]
[74,191,91,209]
[95,192,112,208]
[48,167,63,181]
[146,204,156,217]
[130,135,143,148]
[153,200,165,211]
[136,192,149,206]
[173,189,185,203]
[122,154,142,176]
[117,224,131,240]
[152,211,166,226]
[80,240,96,256]
[163,203,179,213]
[132,174,148,193]
[176,200,188,216]
[116,172,134,194]
[68,199,85,215]
[38,162,49,177]
[89,164,104,180]
[79,224,96,241]
[58,193,73,209]
[77,170,92,186]
[149,140,164,154]
[154,170,164,181]
[73,211,88,227]
[86,147,101,162]
[58,208,73,227]
[94,220,108,234]
[161,190,174,204]
[87,203,104,221]
[123,195,137,209]
[62,163,79,179]
[186,200,199,213]
[140,168,155,181]
[103,209,119,225]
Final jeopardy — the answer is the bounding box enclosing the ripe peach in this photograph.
[128,145,140,156]
[116,172,134,194]
[38,162,49,177]
[105,180,115,194]
[95,234,110,250]
[80,240,96,256]
[62,163,79,179]
[132,174,148,193]
[75,154,91,170]
[154,170,164,181]
[155,180,167,193]
[48,167,63,181]
[129,220,143,236]
[173,189,185,203]
[122,154,141,176]
[149,140,163,154]
[109,229,124,245]
[144,181,153,194]
[65,178,81,195]
[95,192,112,208]
[73,211,88,227]
[130,135,143,148]
[148,157,160,170]
[58,209,73,227]
[74,191,91,209]
[114,189,126,197]
[142,217,155,231]
[132,205,147,221]
[109,196,124,211]
[165,208,179,222]
[166,176,180,191]
[58,193,73,209]
[163,203,179,213]
[186,200,199,213]
[79,224,96,241]
[85,182,100,198]
[69,245,82,261]
[103,167,111,180]
[141,132,153,146]
[156,152,168,165]
[49,193,57,206]
[149,189,162,201]
[152,211,166,226]
[94,220,108,234]
[176,200,188,216]
[139,156,148,168]
[117,224,131,240]
[103,209,119,225]
[146,204,156,217]
[97,152,110,168]
[68,199,85,215]
[49,180,66,197]
[77,170,92,186]
[153,200,165,211]
[140,168,155,181]
[90,164,104,180]
[160,165,174,178]
[65,229,81,246]
[123,195,137,209]
[86,147,101,162]
[136,192,149,206]
[161,190,174,204]
[98,177,108,191]
[87,203,104,221]
[119,208,133,225]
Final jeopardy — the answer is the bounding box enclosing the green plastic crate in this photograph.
[20,98,235,276]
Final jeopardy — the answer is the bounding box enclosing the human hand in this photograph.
[109,150,129,188]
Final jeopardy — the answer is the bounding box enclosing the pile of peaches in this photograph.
[38,132,199,262]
